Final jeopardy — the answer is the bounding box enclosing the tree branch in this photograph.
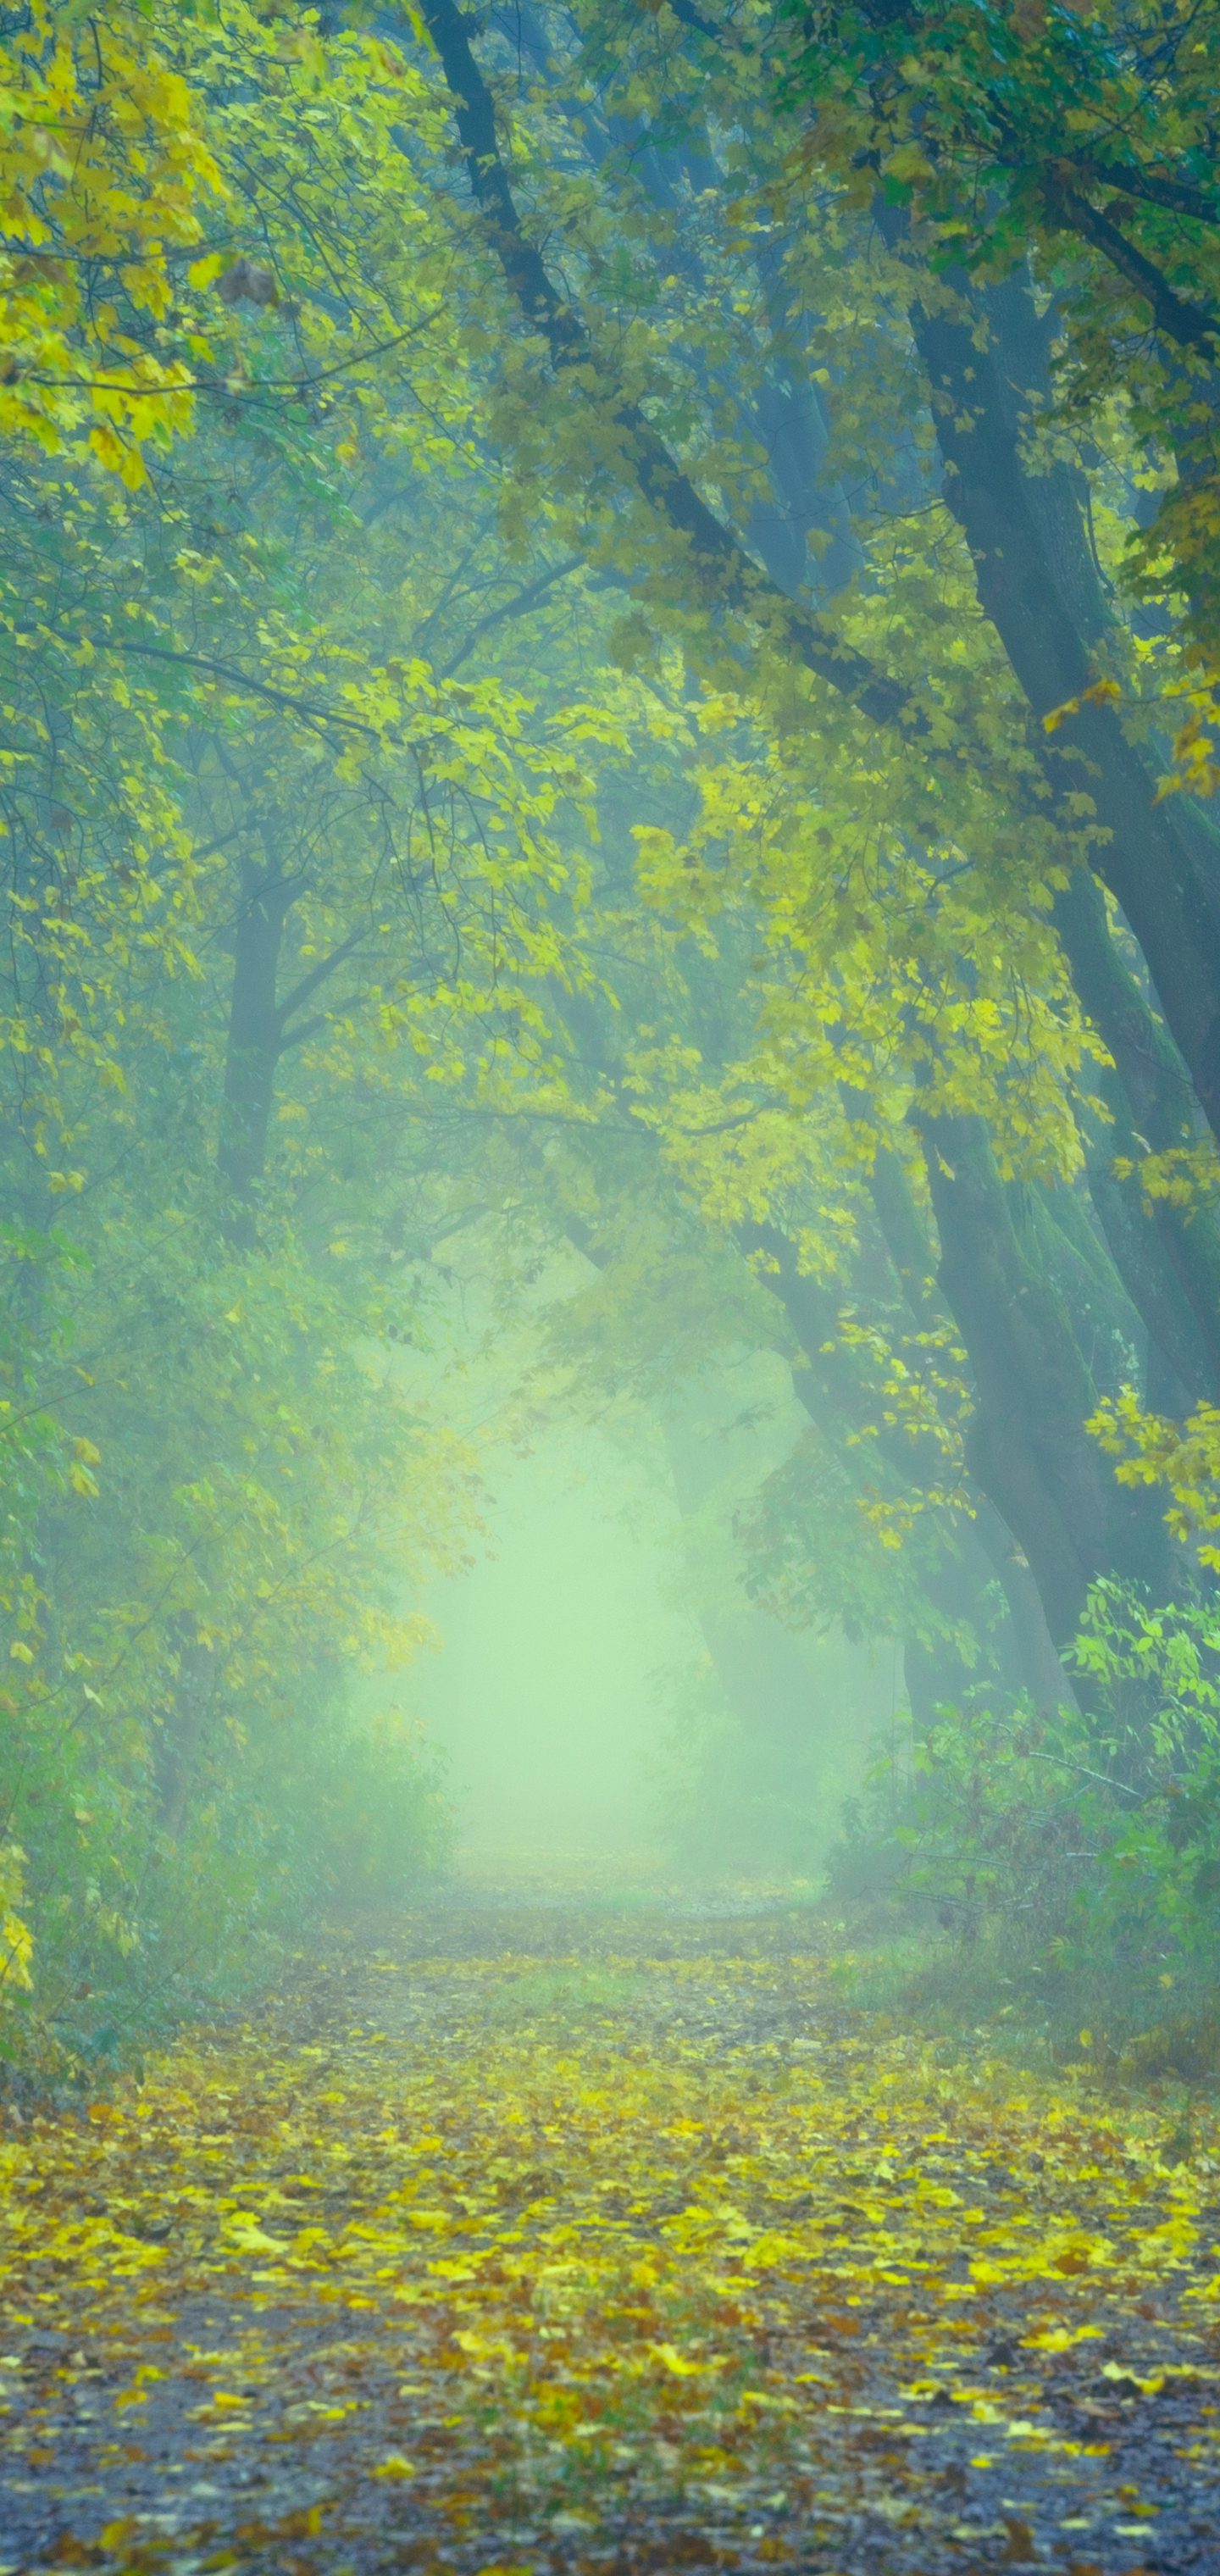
[441,555,585,675]
[276,994,363,1052]
[111,639,383,739]
[1046,182,1220,353]
[1084,158,1220,227]
[275,927,368,1035]
[414,0,912,731]
[661,0,721,39]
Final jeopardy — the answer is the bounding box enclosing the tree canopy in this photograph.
[4,0,1220,2064]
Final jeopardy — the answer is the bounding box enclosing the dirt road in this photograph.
[1,1886,1217,2573]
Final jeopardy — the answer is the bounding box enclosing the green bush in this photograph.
[274,1707,452,1910]
[828,1581,1220,2056]
[0,1693,452,2087]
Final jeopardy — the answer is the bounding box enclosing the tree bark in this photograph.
[1051,866,1220,1395]
[420,4,1220,1152]
[972,1496,1079,1714]
[411,28,1208,1654]
[911,271,1220,1395]
[742,1217,1029,1706]
[857,1140,1078,1702]
[909,271,1220,1142]
[918,1111,1174,1641]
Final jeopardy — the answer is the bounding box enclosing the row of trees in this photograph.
[3,0,1220,2059]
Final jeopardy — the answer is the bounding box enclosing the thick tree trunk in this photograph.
[742,1218,1030,1706]
[1051,866,1220,1396]
[902,269,1220,1413]
[972,1497,1079,1714]
[416,28,1205,1654]
[422,18,1220,1149]
[909,272,1220,1143]
[918,1112,1174,1642]
[857,1141,1078,1702]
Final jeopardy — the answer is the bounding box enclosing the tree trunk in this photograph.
[918,1111,1174,1642]
[219,857,294,1222]
[1051,866,1220,1396]
[420,24,1220,1147]
[857,1141,1078,1703]
[907,266,1220,1145]
[157,1635,216,1840]
[743,1217,1029,1704]
[972,1496,1079,1714]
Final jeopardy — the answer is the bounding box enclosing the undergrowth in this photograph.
[817,1581,1220,2090]
[0,1704,452,2095]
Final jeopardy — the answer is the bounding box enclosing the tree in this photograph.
[404,0,1220,1646]
[0,0,633,2059]
[7,0,1220,2033]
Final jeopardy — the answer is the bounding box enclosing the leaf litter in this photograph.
[2,1889,1219,2573]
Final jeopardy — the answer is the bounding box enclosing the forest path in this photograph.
[2,1882,1219,2575]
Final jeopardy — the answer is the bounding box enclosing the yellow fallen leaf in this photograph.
[650,2340,710,2376]
[5,1924,1219,2565]
[227,2219,284,2251]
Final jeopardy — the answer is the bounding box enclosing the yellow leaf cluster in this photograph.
[0,1844,33,1999]
[1090,1388,1220,1569]
[0,2,225,477]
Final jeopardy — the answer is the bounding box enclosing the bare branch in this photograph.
[442,556,585,675]
[276,927,368,1035]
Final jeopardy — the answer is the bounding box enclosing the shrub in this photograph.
[0,1692,452,2085]
[829,1581,1220,2051]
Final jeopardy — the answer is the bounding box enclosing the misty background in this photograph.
[386,1252,890,1868]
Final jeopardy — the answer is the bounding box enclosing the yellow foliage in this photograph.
[1112,1137,1220,1214]
[1090,1386,1220,1568]
[0,1845,33,1998]
[0,2,225,476]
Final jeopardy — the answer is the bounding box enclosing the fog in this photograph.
[382,1249,890,1874]
[406,1417,691,1859]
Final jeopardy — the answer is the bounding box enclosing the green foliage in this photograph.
[286,1709,452,1911]
[782,0,1220,664]
[0,0,605,2071]
[836,1582,1220,2045]
[0,1660,452,2082]
[8,0,1220,2089]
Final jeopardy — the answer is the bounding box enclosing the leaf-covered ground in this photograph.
[3,1887,1220,2575]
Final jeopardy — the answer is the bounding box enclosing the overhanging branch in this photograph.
[1045,182,1220,353]
[415,0,912,731]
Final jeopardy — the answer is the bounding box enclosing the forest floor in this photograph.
[3,1875,1220,2576]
